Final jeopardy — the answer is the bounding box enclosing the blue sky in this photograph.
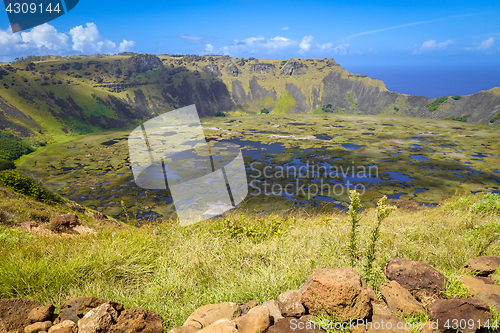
[1,0,499,95]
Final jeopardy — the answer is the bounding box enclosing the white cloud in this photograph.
[205,43,215,53]
[416,39,453,53]
[318,43,333,51]
[218,35,298,56]
[69,23,120,53]
[241,36,265,45]
[20,24,69,51]
[267,36,297,48]
[0,22,135,59]
[119,40,135,52]
[317,42,350,55]
[281,27,290,30]
[0,24,69,56]
[178,34,204,43]
[0,27,24,55]
[332,43,350,55]
[299,35,313,54]
[465,37,495,51]
[478,37,494,50]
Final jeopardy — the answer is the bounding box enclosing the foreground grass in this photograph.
[0,194,499,330]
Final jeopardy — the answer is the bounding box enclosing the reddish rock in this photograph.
[461,275,500,310]
[51,214,79,232]
[379,281,424,316]
[197,318,237,333]
[365,314,412,332]
[267,315,324,333]
[262,300,284,323]
[50,328,74,333]
[48,320,75,333]
[234,306,270,333]
[24,321,52,333]
[110,308,163,333]
[383,258,445,302]
[427,298,491,333]
[29,304,55,323]
[464,256,500,276]
[183,302,240,329]
[78,303,118,333]
[53,308,79,324]
[54,296,123,323]
[300,267,372,321]
[0,298,42,333]
[277,290,306,318]
[239,300,258,315]
[371,301,391,316]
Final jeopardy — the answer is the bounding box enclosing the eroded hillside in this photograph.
[0,53,499,142]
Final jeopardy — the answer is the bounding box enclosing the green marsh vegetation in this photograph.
[18,114,500,222]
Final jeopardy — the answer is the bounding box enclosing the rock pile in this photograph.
[1,256,499,333]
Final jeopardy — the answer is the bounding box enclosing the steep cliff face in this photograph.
[0,53,498,142]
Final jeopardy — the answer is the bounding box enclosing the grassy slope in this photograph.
[1,188,499,329]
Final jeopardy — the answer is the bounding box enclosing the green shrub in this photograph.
[451,95,461,100]
[214,112,226,117]
[394,107,399,112]
[443,114,471,122]
[363,195,396,287]
[0,132,34,161]
[334,106,346,115]
[218,214,291,244]
[70,124,94,135]
[444,196,476,213]
[490,112,500,124]
[471,193,500,214]
[466,220,500,256]
[0,170,63,204]
[347,190,362,267]
[344,92,356,110]
[0,159,15,171]
[260,108,270,114]
[426,96,448,112]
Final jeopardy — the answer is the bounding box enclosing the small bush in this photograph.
[451,95,461,100]
[0,170,63,204]
[0,159,15,171]
[218,214,291,243]
[443,196,476,213]
[214,112,225,117]
[490,112,500,124]
[260,108,270,114]
[466,220,500,256]
[471,193,500,214]
[426,96,448,112]
[0,132,34,161]
[70,124,94,135]
[313,105,334,114]
[443,114,471,122]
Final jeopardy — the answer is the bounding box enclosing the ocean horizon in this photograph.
[343,64,500,98]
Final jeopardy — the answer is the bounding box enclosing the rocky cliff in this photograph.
[0,54,499,142]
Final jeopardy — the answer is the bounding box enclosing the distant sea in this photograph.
[342,64,500,98]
